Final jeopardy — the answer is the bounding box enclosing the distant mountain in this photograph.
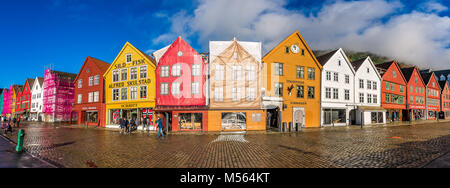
[313,49,416,68]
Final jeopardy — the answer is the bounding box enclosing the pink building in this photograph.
[42,69,77,122]
[2,87,11,117]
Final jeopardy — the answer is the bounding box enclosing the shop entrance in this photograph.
[293,107,305,129]
[266,108,280,129]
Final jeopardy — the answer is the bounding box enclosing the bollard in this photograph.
[16,129,25,153]
[282,122,287,133]
[289,122,293,132]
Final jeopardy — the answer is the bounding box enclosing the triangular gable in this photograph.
[354,57,382,81]
[427,72,442,90]
[158,37,205,67]
[103,42,156,78]
[74,56,111,82]
[320,48,355,74]
[263,30,322,70]
[378,60,407,85]
[213,40,259,66]
[407,67,426,87]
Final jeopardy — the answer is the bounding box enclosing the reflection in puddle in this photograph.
[211,135,248,143]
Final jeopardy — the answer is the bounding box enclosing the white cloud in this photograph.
[154,0,450,69]
[420,1,448,13]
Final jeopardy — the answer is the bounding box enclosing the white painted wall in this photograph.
[354,57,382,107]
[30,77,44,121]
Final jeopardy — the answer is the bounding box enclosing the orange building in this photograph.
[262,31,322,130]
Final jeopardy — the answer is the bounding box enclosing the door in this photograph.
[293,107,305,129]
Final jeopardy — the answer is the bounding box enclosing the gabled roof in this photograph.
[25,78,35,90]
[438,80,448,91]
[401,66,425,86]
[420,72,432,84]
[13,85,23,95]
[351,56,382,81]
[263,30,322,70]
[316,49,339,66]
[50,70,77,80]
[152,45,171,64]
[351,58,366,71]
[37,77,44,87]
[75,56,111,82]
[375,60,407,84]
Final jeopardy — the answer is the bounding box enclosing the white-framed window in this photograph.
[246,87,256,101]
[94,91,99,102]
[192,64,201,76]
[140,66,147,79]
[88,92,93,103]
[130,87,138,100]
[77,94,82,104]
[214,87,223,102]
[345,90,350,100]
[274,63,283,76]
[171,82,181,95]
[161,66,169,78]
[373,82,377,90]
[121,88,128,100]
[373,94,378,104]
[367,80,372,90]
[368,94,372,103]
[333,88,339,99]
[140,86,147,99]
[359,93,364,103]
[130,67,138,80]
[78,79,83,88]
[326,72,331,81]
[232,88,241,102]
[192,82,200,94]
[112,70,119,82]
[345,75,350,84]
[325,88,331,99]
[126,54,132,63]
[172,64,181,77]
[121,68,128,81]
[359,79,364,89]
[246,65,256,81]
[89,76,94,86]
[333,72,338,82]
[160,83,169,95]
[215,65,225,81]
[232,65,242,80]
[94,75,100,85]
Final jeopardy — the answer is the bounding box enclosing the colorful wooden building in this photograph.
[401,66,426,121]
[42,69,77,122]
[2,87,11,117]
[439,80,450,119]
[73,56,110,127]
[30,77,45,121]
[104,42,156,128]
[376,61,407,122]
[0,89,4,117]
[11,85,23,118]
[262,31,322,130]
[421,72,441,120]
[153,37,208,132]
[209,38,265,131]
[16,79,34,120]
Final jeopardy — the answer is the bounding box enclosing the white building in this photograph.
[317,49,355,126]
[351,57,386,125]
[30,77,44,121]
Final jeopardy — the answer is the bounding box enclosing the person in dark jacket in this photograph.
[156,115,164,140]
[119,118,125,134]
[12,117,17,128]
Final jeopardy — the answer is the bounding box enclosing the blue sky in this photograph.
[1,0,449,88]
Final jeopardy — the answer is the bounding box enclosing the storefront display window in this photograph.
[222,112,246,130]
[179,113,202,130]
[323,109,346,125]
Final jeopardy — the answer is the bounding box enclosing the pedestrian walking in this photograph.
[12,117,17,128]
[119,117,125,134]
[17,117,21,128]
[156,115,164,140]
[125,117,130,134]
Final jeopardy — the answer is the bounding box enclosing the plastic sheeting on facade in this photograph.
[42,69,76,122]
[2,88,11,115]
[156,37,207,107]
[209,39,262,109]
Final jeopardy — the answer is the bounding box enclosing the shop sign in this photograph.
[82,107,97,110]
[290,102,307,105]
[108,78,152,89]
[287,80,305,84]
[113,59,146,69]
[121,103,138,108]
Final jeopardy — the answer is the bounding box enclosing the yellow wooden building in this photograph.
[103,42,156,128]
[262,31,322,129]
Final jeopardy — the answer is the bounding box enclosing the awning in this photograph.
[358,106,387,111]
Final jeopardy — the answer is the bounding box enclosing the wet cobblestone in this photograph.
[1,121,450,168]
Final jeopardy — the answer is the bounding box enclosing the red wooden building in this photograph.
[13,85,23,118]
[421,72,441,120]
[154,37,208,132]
[72,56,110,127]
[376,61,407,122]
[401,67,426,121]
[439,81,450,119]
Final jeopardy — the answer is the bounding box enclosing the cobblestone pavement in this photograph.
[1,121,450,168]
[0,135,53,168]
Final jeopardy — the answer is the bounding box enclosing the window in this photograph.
[345,90,350,100]
[297,85,304,98]
[326,72,331,81]
[246,65,256,81]
[140,86,147,99]
[88,92,93,103]
[171,82,181,95]
[275,83,283,97]
[333,88,339,99]
[415,77,418,83]
[172,64,181,77]
[367,68,370,73]
[232,88,241,102]
[297,66,304,79]
[192,82,200,94]
[161,66,169,77]
[94,91,99,102]
[301,49,305,56]
[130,87,138,99]
[94,75,100,85]
[373,95,378,104]
[130,67,138,80]
[192,64,201,76]
[215,65,225,81]
[214,87,223,101]
[345,75,350,84]
[140,66,147,79]
[232,65,242,80]
[410,86,413,93]
[385,81,390,90]
[77,94,82,104]
[308,87,315,99]
[78,79,83,88]
[338,60,341,66]
[121,88,128,100]
[160,83,168,95]
[368,94,372,103]
[360,93,365,103]
[89,76,93,86]
[285,46,290,53]
[126,54,132,63]
[400,85,404,93]
[393,70,397,78]
[246,87,256,101]
[326,87,332,99]
[360,79,364,89]
[274,63,283,76]
[410,96,414,104]
[308,68,315,80]
[367,80,372,90]
[373,82,377,90]
[121,69,128,81]
[333,72,338,82]
[391,83,395,91]
[113,71,119,82]
[113,89,119,101]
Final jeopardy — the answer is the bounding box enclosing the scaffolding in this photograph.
[42,69,76,122]
[2,87,11,116]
